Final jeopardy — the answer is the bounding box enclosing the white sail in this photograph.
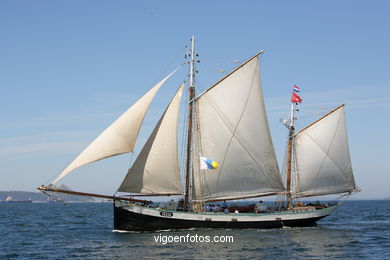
[193,56,285,201]
[294,105,356,197]
[52,70,177,184]
[118,84,184,194]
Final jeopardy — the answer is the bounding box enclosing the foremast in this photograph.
[184,36,197,210]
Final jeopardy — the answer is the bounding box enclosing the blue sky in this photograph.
[0,1,389,199]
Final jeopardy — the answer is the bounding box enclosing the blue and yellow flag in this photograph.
[200,156,219,170]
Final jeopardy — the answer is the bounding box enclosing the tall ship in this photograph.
[38,37,359,231]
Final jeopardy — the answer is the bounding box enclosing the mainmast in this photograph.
[285,102,296,207]
[184,36,197,210]
[285,86,302,207]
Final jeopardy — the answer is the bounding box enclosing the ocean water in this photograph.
[1,200,389,259]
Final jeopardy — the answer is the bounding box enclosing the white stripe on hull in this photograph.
[115,200,339,223]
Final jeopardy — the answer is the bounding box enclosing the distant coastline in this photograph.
[1,191,389,202]
[0,191,98,203]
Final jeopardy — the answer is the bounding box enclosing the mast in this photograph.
[184,35,197,210]
[286,102,296,207]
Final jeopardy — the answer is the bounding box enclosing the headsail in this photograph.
[193,55,285,201]
[294,105,357,197]
[118,84,184,194]
[51,69,178,184]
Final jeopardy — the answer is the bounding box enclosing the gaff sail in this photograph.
[193,55,285,201]
[294,105,357,197]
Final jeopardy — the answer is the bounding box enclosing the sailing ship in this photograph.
[38,36,358,231]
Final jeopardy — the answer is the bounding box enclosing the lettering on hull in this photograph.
[160,211,173,217]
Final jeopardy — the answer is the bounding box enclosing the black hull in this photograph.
[114,204,326,232]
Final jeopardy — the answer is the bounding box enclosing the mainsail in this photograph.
[52,69,178,184]
[193,55,285,201]
[118,84,184,194]
[294,105,356,197]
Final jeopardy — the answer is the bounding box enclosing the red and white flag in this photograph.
[291,92,302,103]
